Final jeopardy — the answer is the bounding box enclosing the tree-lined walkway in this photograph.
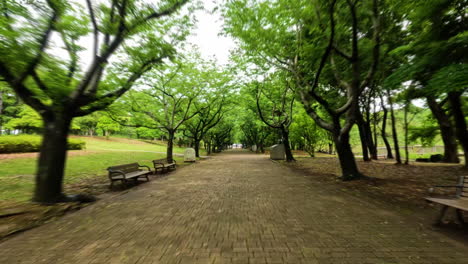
[1,150,467,264]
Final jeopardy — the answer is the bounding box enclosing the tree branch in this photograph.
[85,0,99,57]
[17,5,58,83]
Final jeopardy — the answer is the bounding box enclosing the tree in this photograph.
[223,0,381,179]
[114,58,204,160]
[0,0,191,203]
[294,0,381,180]
[289,106,326,157]
[4,105,43,133]
[184,98,224,157]
[96,115,120,139]
[74,112,100,136]
[0,82,21,135]
[387,0,468,165]
[255,75,295,162]
[182,62,233,157]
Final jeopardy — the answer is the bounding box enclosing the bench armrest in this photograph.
[139,165,151,172]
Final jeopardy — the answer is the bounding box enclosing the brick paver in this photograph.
[1,150,467,264]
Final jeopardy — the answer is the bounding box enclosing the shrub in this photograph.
[0,135,85,154]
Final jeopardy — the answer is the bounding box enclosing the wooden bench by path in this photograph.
[107,163,151,188]
[153,157,176,174]
[426,175,468,225]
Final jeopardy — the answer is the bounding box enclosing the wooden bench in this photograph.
[152,157,176,174]
[425,175,468,225]
[107,163,151,187]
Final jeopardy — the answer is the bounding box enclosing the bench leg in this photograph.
[435,205,449,226]
[456,209,465,226]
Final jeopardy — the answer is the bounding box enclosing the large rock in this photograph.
[270,144,285,160]
[251,144,257,152]
[184,148,196,162]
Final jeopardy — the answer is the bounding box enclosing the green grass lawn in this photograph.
[0,136,188,202]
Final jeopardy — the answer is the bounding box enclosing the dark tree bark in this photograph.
[356,108,370,161]
[426,96,459,163]
[403,102,410,165]
[333,131,361,180]
[34,115,71,203]
[167,130,174,161]
[280,126,295,162]
[387,90,401,164]
[380,98,394,159]
[0,89,3,135]
[194,140,200,158]
[448,91,468,168]
[364,111,378,159]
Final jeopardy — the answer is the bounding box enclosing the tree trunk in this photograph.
[404,102,410,165]
[365,119,377,159]
[426,96,459,163]
[194,140,200,158]
[380,103,394,159]
[281,126,295,162]
[33,115,72,203]
[167,130,174,161]
[448,91,468,168]
[356,109,370,161]
[333,131,361,180]
[0,90,3,135]
[387,91,402,164]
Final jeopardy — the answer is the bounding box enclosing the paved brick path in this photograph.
[1,151,468,264]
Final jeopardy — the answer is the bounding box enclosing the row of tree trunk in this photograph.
[355,90,467,168]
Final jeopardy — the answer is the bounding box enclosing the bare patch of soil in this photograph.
[287,156,467,208]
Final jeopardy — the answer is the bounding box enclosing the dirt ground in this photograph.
[283,155,467,219]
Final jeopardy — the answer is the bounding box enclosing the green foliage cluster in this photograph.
[0,135,85,154]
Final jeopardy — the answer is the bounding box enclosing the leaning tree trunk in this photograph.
[364,120,377,160]
[166,130,175,161]
[380,104,394,159]
[33,115,72,203]
[448,92,468,168]
[427,96,459,163]
[387,92,402,164]
[333,130,361,180]
[281,126,295,162]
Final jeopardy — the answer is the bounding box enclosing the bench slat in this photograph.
[426,197,468,211]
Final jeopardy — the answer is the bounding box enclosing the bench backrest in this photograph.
[153,157,173,164]
[107,163,140,173]
[461,176,468,199]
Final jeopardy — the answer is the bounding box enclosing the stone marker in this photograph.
[251,144,257,152]
[184,148,196,162]
[270,144,285,160]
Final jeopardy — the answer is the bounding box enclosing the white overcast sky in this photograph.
[188,0,236,65]
[48,0,236,68]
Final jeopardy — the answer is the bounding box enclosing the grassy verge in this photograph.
[0,136,191,202]
[0,151,184,202]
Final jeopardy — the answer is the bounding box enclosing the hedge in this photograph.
[0,135,86,154]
